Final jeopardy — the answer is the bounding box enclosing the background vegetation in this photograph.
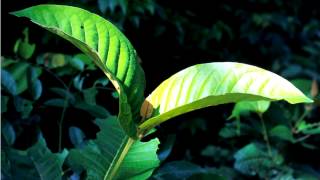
[2,0,320,179]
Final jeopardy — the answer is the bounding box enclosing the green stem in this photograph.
[294,109,309,129]
[259,114,272,158]
[58,81,73,152]
[58,97,68,152]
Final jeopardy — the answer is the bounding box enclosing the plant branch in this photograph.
[259,114,272,158]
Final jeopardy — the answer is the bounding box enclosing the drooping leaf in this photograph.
[229,100,270,120]
[12,5,146,138]
[67,116,160,180]
[139,62,312,132]
[2,136,68,180]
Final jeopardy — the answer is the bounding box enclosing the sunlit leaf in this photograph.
[140,62,312,132]
[12,5,146,138]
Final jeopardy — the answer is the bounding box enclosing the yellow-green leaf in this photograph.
[139,62,313,132]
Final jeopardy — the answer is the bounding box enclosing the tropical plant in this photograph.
[2,4,315,179]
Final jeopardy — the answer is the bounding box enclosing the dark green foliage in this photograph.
[2,0,320,180]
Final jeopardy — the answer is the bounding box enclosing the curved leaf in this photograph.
[68,116,160,180]
[139,62,313,132]
[12,5,146,138]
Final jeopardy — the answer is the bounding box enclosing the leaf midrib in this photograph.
[104,137,135,180]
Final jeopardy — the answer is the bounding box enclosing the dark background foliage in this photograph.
[2,0,320,179]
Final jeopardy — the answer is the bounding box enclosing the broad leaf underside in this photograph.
[140,62,312,131]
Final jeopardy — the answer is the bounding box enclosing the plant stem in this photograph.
[259,114,272,158]
[58,81,73,152]
[58,97,68,152]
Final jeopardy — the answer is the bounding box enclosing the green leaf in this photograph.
[69,126,86,148]
[2,136,68,180]
[269,125,294,142]
[201,145,231,162]
[73,53,96,70]
[1,69,17,95]
[44,98,68,108]
[5,61,42,94]
[13,28,36,59]
[234,143,283,177]
[1,121,16,146]
[229,100,270,120]
[69,56,85,71]
[73,74,85,91]
[12,5,146,138]
[139,62,312,132]
[27,137,68,180]
[68,116,160,180]
[27,67,43,100]
[83,87,98,105]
